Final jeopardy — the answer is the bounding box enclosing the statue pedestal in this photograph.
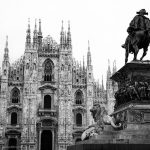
[67,61,150,150]
[111,61,150,132]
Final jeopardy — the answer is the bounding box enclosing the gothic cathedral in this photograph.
[0,20,117,150]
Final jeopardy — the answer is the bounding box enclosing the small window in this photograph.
[44,95,51,109]
[4,69,7,75]
[61,64,64,71]
[11,112,17,125]
[26,63,29,69]
[89,73,91,78]
[76,113,82,126]
[33,63,36,70]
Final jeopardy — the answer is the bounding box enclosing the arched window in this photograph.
[44,59,53,82]
[76,113,82,126]
[44,95,51,109]
[75,90,83,105]
[11,112,17,125]
[11,88,20,103]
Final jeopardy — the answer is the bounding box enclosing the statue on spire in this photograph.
[122,9,150,64]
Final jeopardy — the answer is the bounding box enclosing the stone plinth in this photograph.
[67,144,150,150]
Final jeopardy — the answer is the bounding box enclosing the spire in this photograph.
[107,59,111,80]
[3,36,9,62]
[87,40,92,66]
[102,75,104,91]
[106,59,112,90]
[67,20,72,48]
[80,61,82,72]
[60,20,64,48]
[26,18,31,46]
[64,31,67,47]
[38,19,43,49]
[33,19,38,47]
[113,60,117,74]
[38,19,42,36]
[83,56,85,71]
[6,35,8,48]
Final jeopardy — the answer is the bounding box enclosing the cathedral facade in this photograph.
[0,20,117,150]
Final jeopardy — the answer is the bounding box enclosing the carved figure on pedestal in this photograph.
[122,9,150,64]
[147,84,150,99]
[81,104,121,141]
[128,84,140,101]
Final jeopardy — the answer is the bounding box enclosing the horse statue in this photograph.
[122,9,150,64]
[124,29,150,64]
[81,104,121,141]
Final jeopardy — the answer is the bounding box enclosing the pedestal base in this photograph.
[67,144,150,150]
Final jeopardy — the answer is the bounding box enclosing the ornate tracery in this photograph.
[11,88,20,103]
[75,90,83,105]
[43,59,54,82]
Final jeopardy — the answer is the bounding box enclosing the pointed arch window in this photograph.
[11,112,17,125]
[11,88,20,103]
[76,113,82,126]
[44,59,54,82]
[75,90,83,105]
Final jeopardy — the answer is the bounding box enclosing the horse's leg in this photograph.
[133,45,139,61]
[125,44,129,64]
[140,47,148,61]
[125,49,129,64]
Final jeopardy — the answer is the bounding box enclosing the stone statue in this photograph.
[81,104,121,141]
[122,9,150,64]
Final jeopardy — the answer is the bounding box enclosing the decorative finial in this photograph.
[102,75,104,90]
[6,35,8,48]
[83,55,85,67]
[28,18,30,30]
[39,19,41,32]
[88,40,90,52]
[61,20,64,31]
[35,18,37,30]
[68,20,70,31]
[108,59,110,65]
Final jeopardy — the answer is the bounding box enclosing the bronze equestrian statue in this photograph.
[122,9,150,64]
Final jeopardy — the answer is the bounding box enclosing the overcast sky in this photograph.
[0,0,150,86]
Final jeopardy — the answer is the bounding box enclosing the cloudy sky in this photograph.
[0,0,150,86]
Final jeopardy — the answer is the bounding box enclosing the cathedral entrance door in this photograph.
[8,138,17,150]
[41,130,53,150]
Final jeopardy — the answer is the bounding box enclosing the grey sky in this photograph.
[0,0,150,86]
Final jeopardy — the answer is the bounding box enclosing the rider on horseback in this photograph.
[122,9,150,50]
